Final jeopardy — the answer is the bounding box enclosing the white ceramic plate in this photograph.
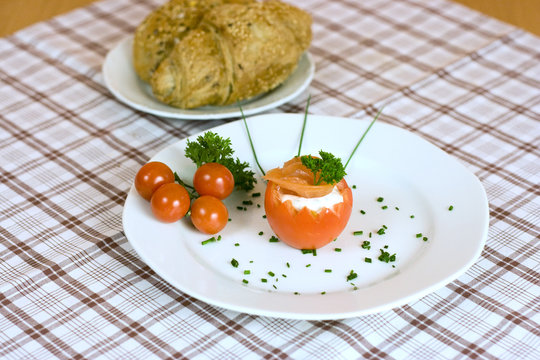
[102,36,315,120]
[122,114,489,320]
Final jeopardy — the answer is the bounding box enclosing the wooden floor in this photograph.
[0,0,539,37]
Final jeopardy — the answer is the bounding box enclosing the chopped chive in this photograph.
[321,291,326,295]
[384,245,388,249]
[257,204,261,208]
[324,269,332,273]
[410,215,415,219]
[377,228,386,235]
[361,241,371,250]
[228,218,232,222]
[286,262,290,268]
[449,205,454,211]
[360,210,366,215]
[262,215,267,219]
[381,205,388,210]
[236,206,244,210]
[249,260,254,263]
[378,249,396,263]
[268,271,275,277]
[252,192,261,197]
[352,185,357,189]
[282,274,287,278]
[242,200,253,205]
[416,233,422,238]
[346,270,358,281]
[305,264,311,268]
[377,197,384,202]
[230,258,239,268]
[217,235,222,241]
[365,257,372,263]
[353,230,363,236]
[269,236,279,243]
[369,232,372,238]
[258,231,263,236]
[242,279,249,284]
[273,285,277,289]
[334,248,342,252]
[395,207,400,210]
[244,270,251,275]
[201,237,216,245]
[423,236,428,241]
[261,278,267,283]
[234,243,240,247]
[294,292,300,295]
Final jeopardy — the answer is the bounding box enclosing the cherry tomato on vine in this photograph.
[150,183,190,223]
[193,163,235,200]
[190,195,229,234]
[135,161,175,201]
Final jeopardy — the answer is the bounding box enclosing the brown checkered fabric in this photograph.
[1,0,538,358]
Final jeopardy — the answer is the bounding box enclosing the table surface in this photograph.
[4,0,540,37]
[1,0,539,359]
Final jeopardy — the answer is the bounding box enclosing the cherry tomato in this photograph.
[150,183,190,223]
[135,161,175,201]
[193,163,235,199]
[190,195,229,234]
[264,178,353,250]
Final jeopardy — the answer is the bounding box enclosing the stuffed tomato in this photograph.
[263,157,353,250]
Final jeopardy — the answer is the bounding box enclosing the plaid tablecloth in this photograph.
[1,0,539,358]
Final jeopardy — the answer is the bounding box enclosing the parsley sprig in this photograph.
[300,151,346,185]
[184,131,256,191]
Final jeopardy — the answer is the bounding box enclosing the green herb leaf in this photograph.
[300,150,346,185]
[184,131,256,191]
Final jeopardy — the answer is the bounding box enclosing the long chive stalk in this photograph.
[239,105,266,176]
[297,94,311,157]
[344,107,383,169]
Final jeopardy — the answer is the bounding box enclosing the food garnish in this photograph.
[300,151,346,186]
[185,131,256,191]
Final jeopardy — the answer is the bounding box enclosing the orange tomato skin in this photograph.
[135,161,175,201]
[150,183,190,223]
[264,179,353,249]
[190,195,229,234]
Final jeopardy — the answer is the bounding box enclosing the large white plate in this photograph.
[102,36,315,120]
[122,114,489,320]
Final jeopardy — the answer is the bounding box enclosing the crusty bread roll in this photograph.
[133,0,311,109]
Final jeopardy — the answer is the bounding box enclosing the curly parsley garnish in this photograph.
[300,150,346,185]
[184,131,256,191]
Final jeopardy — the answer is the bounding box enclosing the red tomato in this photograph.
[135,161,175,201]
[190,195,229,234]
[150,183,190,223]
[193,163,235,199]
[264,178,353,250]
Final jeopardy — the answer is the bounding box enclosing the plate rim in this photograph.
[102,36,315,120]
[122,113,490,320]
